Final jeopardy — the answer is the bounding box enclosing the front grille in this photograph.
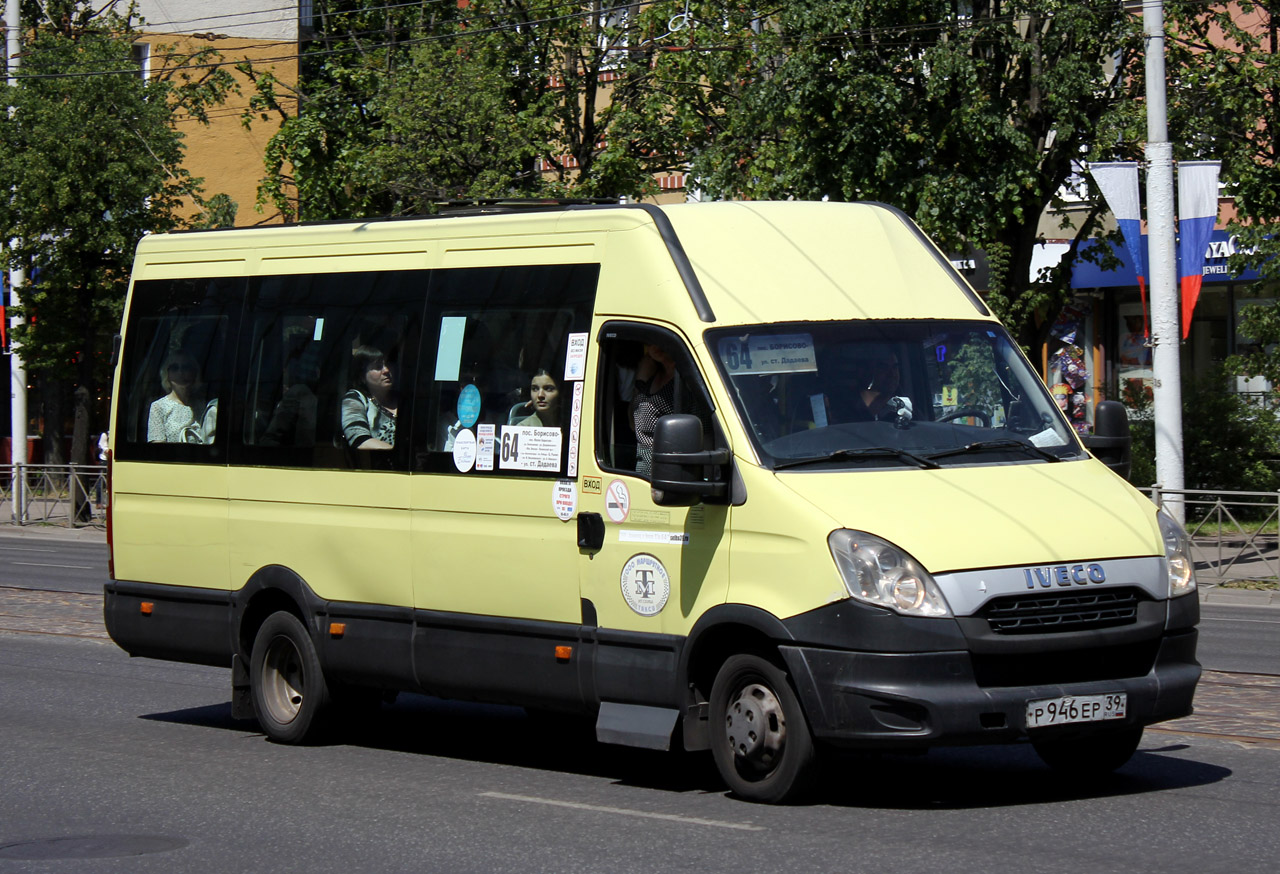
[981,587,1143,635]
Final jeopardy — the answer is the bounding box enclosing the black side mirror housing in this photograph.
[650,414,730,507]
[1083,400,1132,481]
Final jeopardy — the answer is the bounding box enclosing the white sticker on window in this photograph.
[312,318,325,342]
[565,332,589,381]
[434,316,467,381]
[452,428,477,472]
[476,423,495,471]
[718,334,818,375]
[498,425,562,472]
[567,381,584,478]
[809,394,828,428]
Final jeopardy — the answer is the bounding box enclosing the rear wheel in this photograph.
[709,654,816,804]
[250,611,331,744]
[1032,726,1144,774]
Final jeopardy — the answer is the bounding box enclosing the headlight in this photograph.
[828,530,951,617]
[1157,508,1197,598]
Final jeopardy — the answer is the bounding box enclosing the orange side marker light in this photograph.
[555,645,572,661]
[329,623,346,638]
[140,602,153,616]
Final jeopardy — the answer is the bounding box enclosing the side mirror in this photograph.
[1083,400,1131,481]
[650,414,730,507]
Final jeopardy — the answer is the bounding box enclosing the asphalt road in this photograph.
[2,528,1280,872]
[1,632,1279,873]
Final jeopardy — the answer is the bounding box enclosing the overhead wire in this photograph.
[5,0,1252,84]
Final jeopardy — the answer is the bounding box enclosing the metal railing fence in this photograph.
[1146,486,1280,584]
[1,463,107,530]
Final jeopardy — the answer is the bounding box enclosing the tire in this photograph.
[1032,726,1144,774]
[250,611,332,744]
[709,654,817,804]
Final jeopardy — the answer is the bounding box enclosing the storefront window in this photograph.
[1046,302,1096,435]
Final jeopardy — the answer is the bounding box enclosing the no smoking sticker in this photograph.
[605,479,630,523]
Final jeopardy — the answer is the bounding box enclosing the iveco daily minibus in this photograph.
[105,201,1199,803]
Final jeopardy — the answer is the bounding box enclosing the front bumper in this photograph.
[780,628,1200,748]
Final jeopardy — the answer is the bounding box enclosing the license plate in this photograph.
[1026,693,1127,729]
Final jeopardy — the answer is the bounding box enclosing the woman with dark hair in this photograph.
[341,345,398,450]
[514,368,561,428]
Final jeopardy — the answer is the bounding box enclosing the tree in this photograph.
[0,1,234,468]
[624,1,1148,350]
[251,1,682,220]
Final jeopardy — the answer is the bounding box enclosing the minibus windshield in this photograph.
[707,320,1086,470]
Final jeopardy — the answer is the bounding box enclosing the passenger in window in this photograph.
[148,350,217,444]
[260,333,321,447]
[631,343,679,478]
[512,369,562,429]
[341,345,398,450]
[829,353,900,423]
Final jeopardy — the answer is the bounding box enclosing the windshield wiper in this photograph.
[927,438,1062,463]
[774,447,941,471]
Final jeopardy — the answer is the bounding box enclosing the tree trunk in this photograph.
[40,378,66,466]
[71,385,92,524]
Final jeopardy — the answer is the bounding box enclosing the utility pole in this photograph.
[1143,0,1184,522]
[4,0,26,521]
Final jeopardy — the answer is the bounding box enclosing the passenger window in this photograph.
[595,325,718,480]
[414,264,597,477]
[114,277,240,462]
[236,271,424,471]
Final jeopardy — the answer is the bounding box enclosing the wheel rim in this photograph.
[260,633,305,725]
[724,681,787,777]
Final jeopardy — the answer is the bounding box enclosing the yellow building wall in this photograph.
[142,33,298,226]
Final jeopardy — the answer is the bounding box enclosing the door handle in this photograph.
[577,512,605,553]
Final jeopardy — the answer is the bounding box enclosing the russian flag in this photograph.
[1089,163,1147,335]
[1178,161,1220,339]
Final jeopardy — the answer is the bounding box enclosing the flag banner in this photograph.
[1090,162,1148,336]
[1177,160,1221,338]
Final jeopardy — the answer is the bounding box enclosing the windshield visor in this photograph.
[708,321,1084,470]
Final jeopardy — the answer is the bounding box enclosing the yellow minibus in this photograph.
[105,201,1199,803]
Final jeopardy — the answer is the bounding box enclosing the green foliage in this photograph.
[254,2,677,220]
[1126,368,1280,495]
[630,0,1146,349]
[0,2,235,451]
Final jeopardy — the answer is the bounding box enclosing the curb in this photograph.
[1199,584,1280,609]
[0,525,107,543]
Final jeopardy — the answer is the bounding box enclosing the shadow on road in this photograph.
[141,693,1231,808]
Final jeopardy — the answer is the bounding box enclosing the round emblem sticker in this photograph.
[620,553,670,616]
[457,383,482,428]
[552,479,577,521]
[605,479,630,523]
[451,428,477,472]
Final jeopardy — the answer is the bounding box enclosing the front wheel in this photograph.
[1032,726,1144,774]
[250,611,331,744]
[709,654,816,804]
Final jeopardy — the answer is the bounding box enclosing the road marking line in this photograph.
[1202,617,1280,625]
[478,792,765,831]
[11,562,94,570]
[0,547,58,553]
